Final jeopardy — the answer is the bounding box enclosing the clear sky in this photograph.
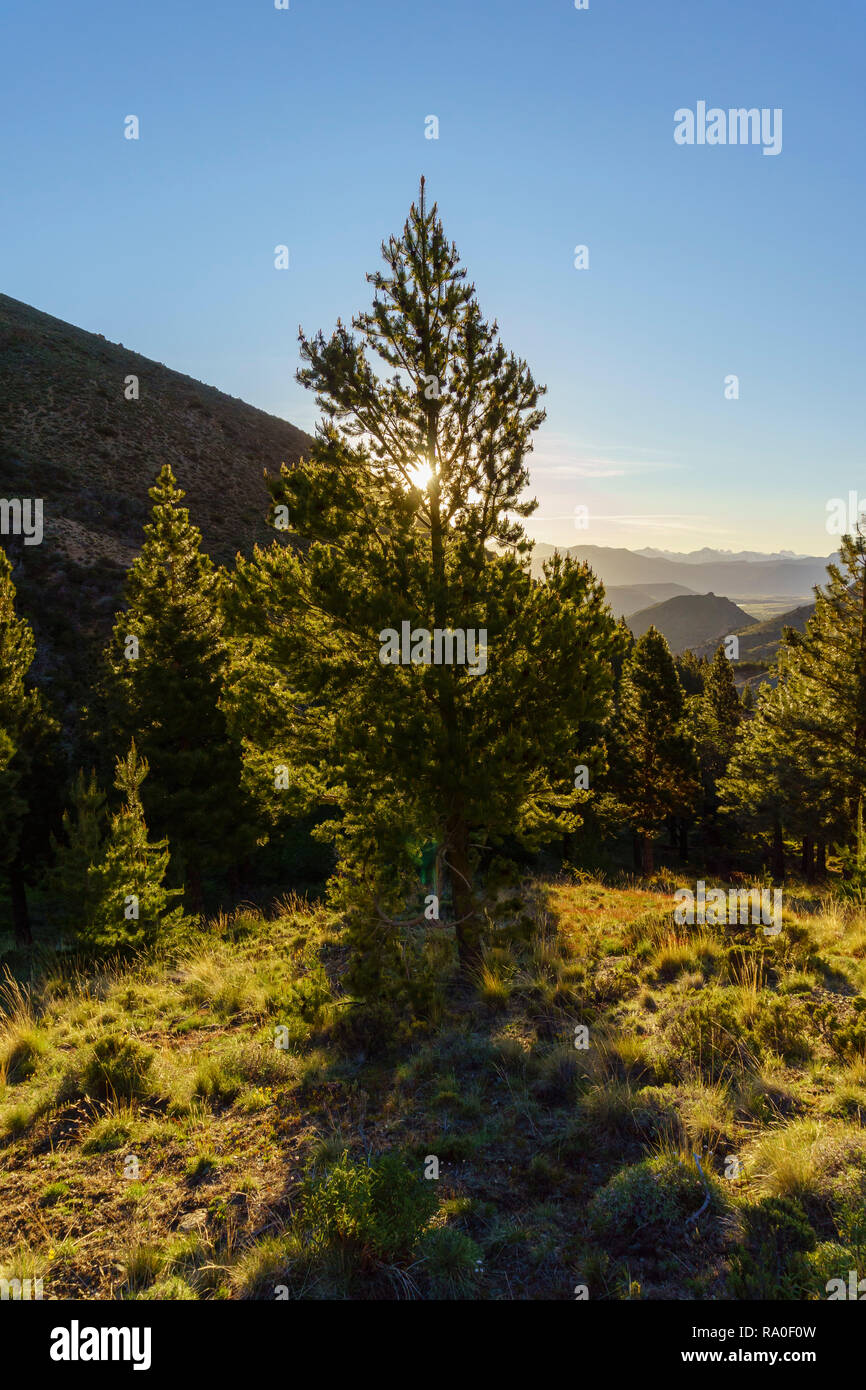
[2,0,863,555]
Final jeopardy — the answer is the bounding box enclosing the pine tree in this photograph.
[610,626,699,874]
[49,769,107,934]
[676,649,708,697]
[777,528,866,844]
[718,678,794,879]
[722,530,866,878]
[698,645,742,792]
[104,466,251,910]
[77,743,185,953]
[228,181,622,968]
[0,547,60,943]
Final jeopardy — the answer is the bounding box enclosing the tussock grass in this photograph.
[2,878,865,1300]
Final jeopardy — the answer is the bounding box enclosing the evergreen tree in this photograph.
[228,181,622,968]
[718,678,794,879]
[104,466,251,910]
[698,645,742,793]
[49,769,107,934]
[0,547,60,943]
[722,531,866,878]
[609,626,699,874]
[72,744,185,953]
[778,528,866,844]
[676,649,708,697]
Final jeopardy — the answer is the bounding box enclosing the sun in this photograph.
[406,459,433,492]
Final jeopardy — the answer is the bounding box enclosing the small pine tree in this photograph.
[695,645,743,814]
[49,769,107,934]
[78,743,185,953]
[610,627,700,874]
[104,465,251,910]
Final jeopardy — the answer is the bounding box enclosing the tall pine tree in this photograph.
[228,182,622,967]
[104,466,250,910]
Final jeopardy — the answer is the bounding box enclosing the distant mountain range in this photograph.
[531,542,834,601]
[634,546,812,564]
[529,542,832,669]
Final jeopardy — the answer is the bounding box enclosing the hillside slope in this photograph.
[627,593,755,654]
[694,601,816,663]
[602,582,696,619]
[0,293,311,713]
[2,878,864,1301]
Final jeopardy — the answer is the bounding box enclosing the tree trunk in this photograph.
[186,862,205,917]
[9,857,31,946]
[816,839,826,876]
[771,817,785,881]
[446,813,481,970]
[801,836,814,881]
[640,834,654,877]
[632,831,642,872]
[678,819,689,862]
[228,863,241,901]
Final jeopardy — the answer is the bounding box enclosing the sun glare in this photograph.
[406,460,433,492]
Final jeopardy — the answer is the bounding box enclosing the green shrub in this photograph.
[587,1154,708,1254]
[801,1242,859,1298]
[329,1001,398,1056]
[303,1149,437,1263]
[728,1195,816,1299]
[531,1045,582,1104]
[661,993,754,1079]
[751,996,813,1061]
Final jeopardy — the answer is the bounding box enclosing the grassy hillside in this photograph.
[0,293,310,716]
[694,602,816,664]
[627,593,756,655]
[2,878,865,1301]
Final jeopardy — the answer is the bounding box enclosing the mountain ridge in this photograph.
[0,292,311,717]
[626,592,756,655]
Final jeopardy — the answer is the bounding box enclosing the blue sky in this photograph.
[2,0,863,554]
